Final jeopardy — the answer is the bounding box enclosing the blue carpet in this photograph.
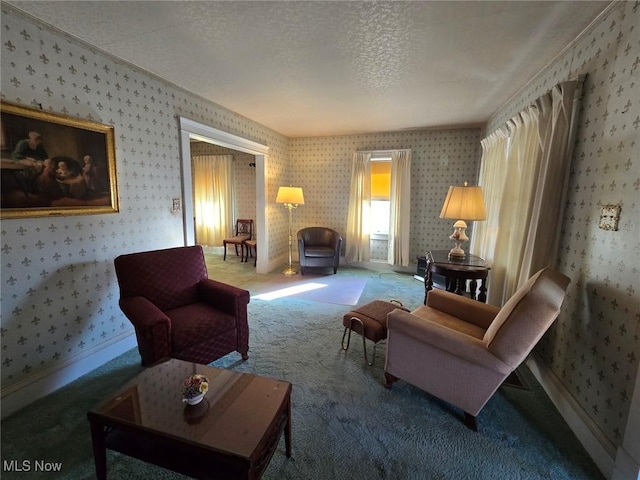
[0,258,603,479]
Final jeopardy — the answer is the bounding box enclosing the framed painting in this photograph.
[1,102,118,218]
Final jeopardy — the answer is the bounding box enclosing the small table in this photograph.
[87,358,292,480]
[424,250,489,304]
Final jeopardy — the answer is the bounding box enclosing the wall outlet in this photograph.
[598,204,621,231]
[172,198,181,213]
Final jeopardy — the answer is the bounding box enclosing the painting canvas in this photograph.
[1,102,118,218]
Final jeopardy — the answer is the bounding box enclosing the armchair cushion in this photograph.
[303,246,336,258]
[425,289,500,330]
[166,303,237,352]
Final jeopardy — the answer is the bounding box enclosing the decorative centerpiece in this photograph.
[182,374,209,405]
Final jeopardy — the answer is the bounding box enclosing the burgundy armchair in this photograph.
[114,245,250,366]
[385,267,570,430]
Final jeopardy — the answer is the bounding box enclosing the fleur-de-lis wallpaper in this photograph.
[289,129,482,261]
[0,5,289,397]
[1,0,638,468]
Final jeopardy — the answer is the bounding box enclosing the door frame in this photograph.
[178,117,269,273]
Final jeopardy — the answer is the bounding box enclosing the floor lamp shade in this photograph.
[277,186,304,275]
[276,186,305,206]
[439,183,486,258]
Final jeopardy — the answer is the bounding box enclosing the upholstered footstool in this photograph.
[341,300,408,366]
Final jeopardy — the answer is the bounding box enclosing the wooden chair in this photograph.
[223,219,253,261]
[243,239,257,267]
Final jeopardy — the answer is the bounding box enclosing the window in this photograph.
[370,157,391,237]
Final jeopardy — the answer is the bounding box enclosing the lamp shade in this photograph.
[276,186,305,205]
[439,184,486,221]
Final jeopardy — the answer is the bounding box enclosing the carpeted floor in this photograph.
[0,254,604,479]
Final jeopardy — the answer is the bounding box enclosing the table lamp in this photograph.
[276,186,305,275]
[439,182,486,258]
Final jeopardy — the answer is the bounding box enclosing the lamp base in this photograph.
[448,220,468,259]
[283,268,298,276]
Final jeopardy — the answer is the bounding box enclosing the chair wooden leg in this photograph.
[464,412,478,431]
[384,372,398,389]
[223,242,227,261]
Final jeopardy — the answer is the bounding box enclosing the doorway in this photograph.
[190,143,254,250]
[178,117,269,273]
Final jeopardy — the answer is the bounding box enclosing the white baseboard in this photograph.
[265,253,294,275]
[348,260,415,274]
[1,332,137,419]
[526,354,616,479]
[612,447,640,480]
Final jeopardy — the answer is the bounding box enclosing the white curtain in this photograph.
[193,155,233,246]
[345,152,371,262]
[388,150,412,266]
[471,80,581,305]
[472,129,509,303]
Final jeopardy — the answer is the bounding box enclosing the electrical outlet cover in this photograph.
[598,204,621,231]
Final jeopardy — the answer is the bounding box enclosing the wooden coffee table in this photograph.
[87,358,292,479]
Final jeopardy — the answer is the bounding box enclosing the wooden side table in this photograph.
[424,250,489,304]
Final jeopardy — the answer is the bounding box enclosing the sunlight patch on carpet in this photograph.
[253,282,327,301]
[252,275,367,305]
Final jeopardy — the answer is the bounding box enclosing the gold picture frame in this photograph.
[1,102,119,218]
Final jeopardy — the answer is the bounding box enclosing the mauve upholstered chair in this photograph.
[114,245,250,366]
[384,267,570,430]
[297,227,342,275]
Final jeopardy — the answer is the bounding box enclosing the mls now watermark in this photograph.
[3,460,63,473]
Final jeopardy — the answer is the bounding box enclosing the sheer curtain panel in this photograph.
[471,80,582,305]
[388,150,412,266]
[345,152,371,262]
[193,155,234,247]
[472,128,508,274]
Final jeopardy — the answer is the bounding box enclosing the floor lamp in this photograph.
[276,186,305,276]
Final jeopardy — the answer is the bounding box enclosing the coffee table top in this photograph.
[88,358,291,459]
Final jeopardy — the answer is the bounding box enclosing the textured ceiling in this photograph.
[6,1,611,137]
